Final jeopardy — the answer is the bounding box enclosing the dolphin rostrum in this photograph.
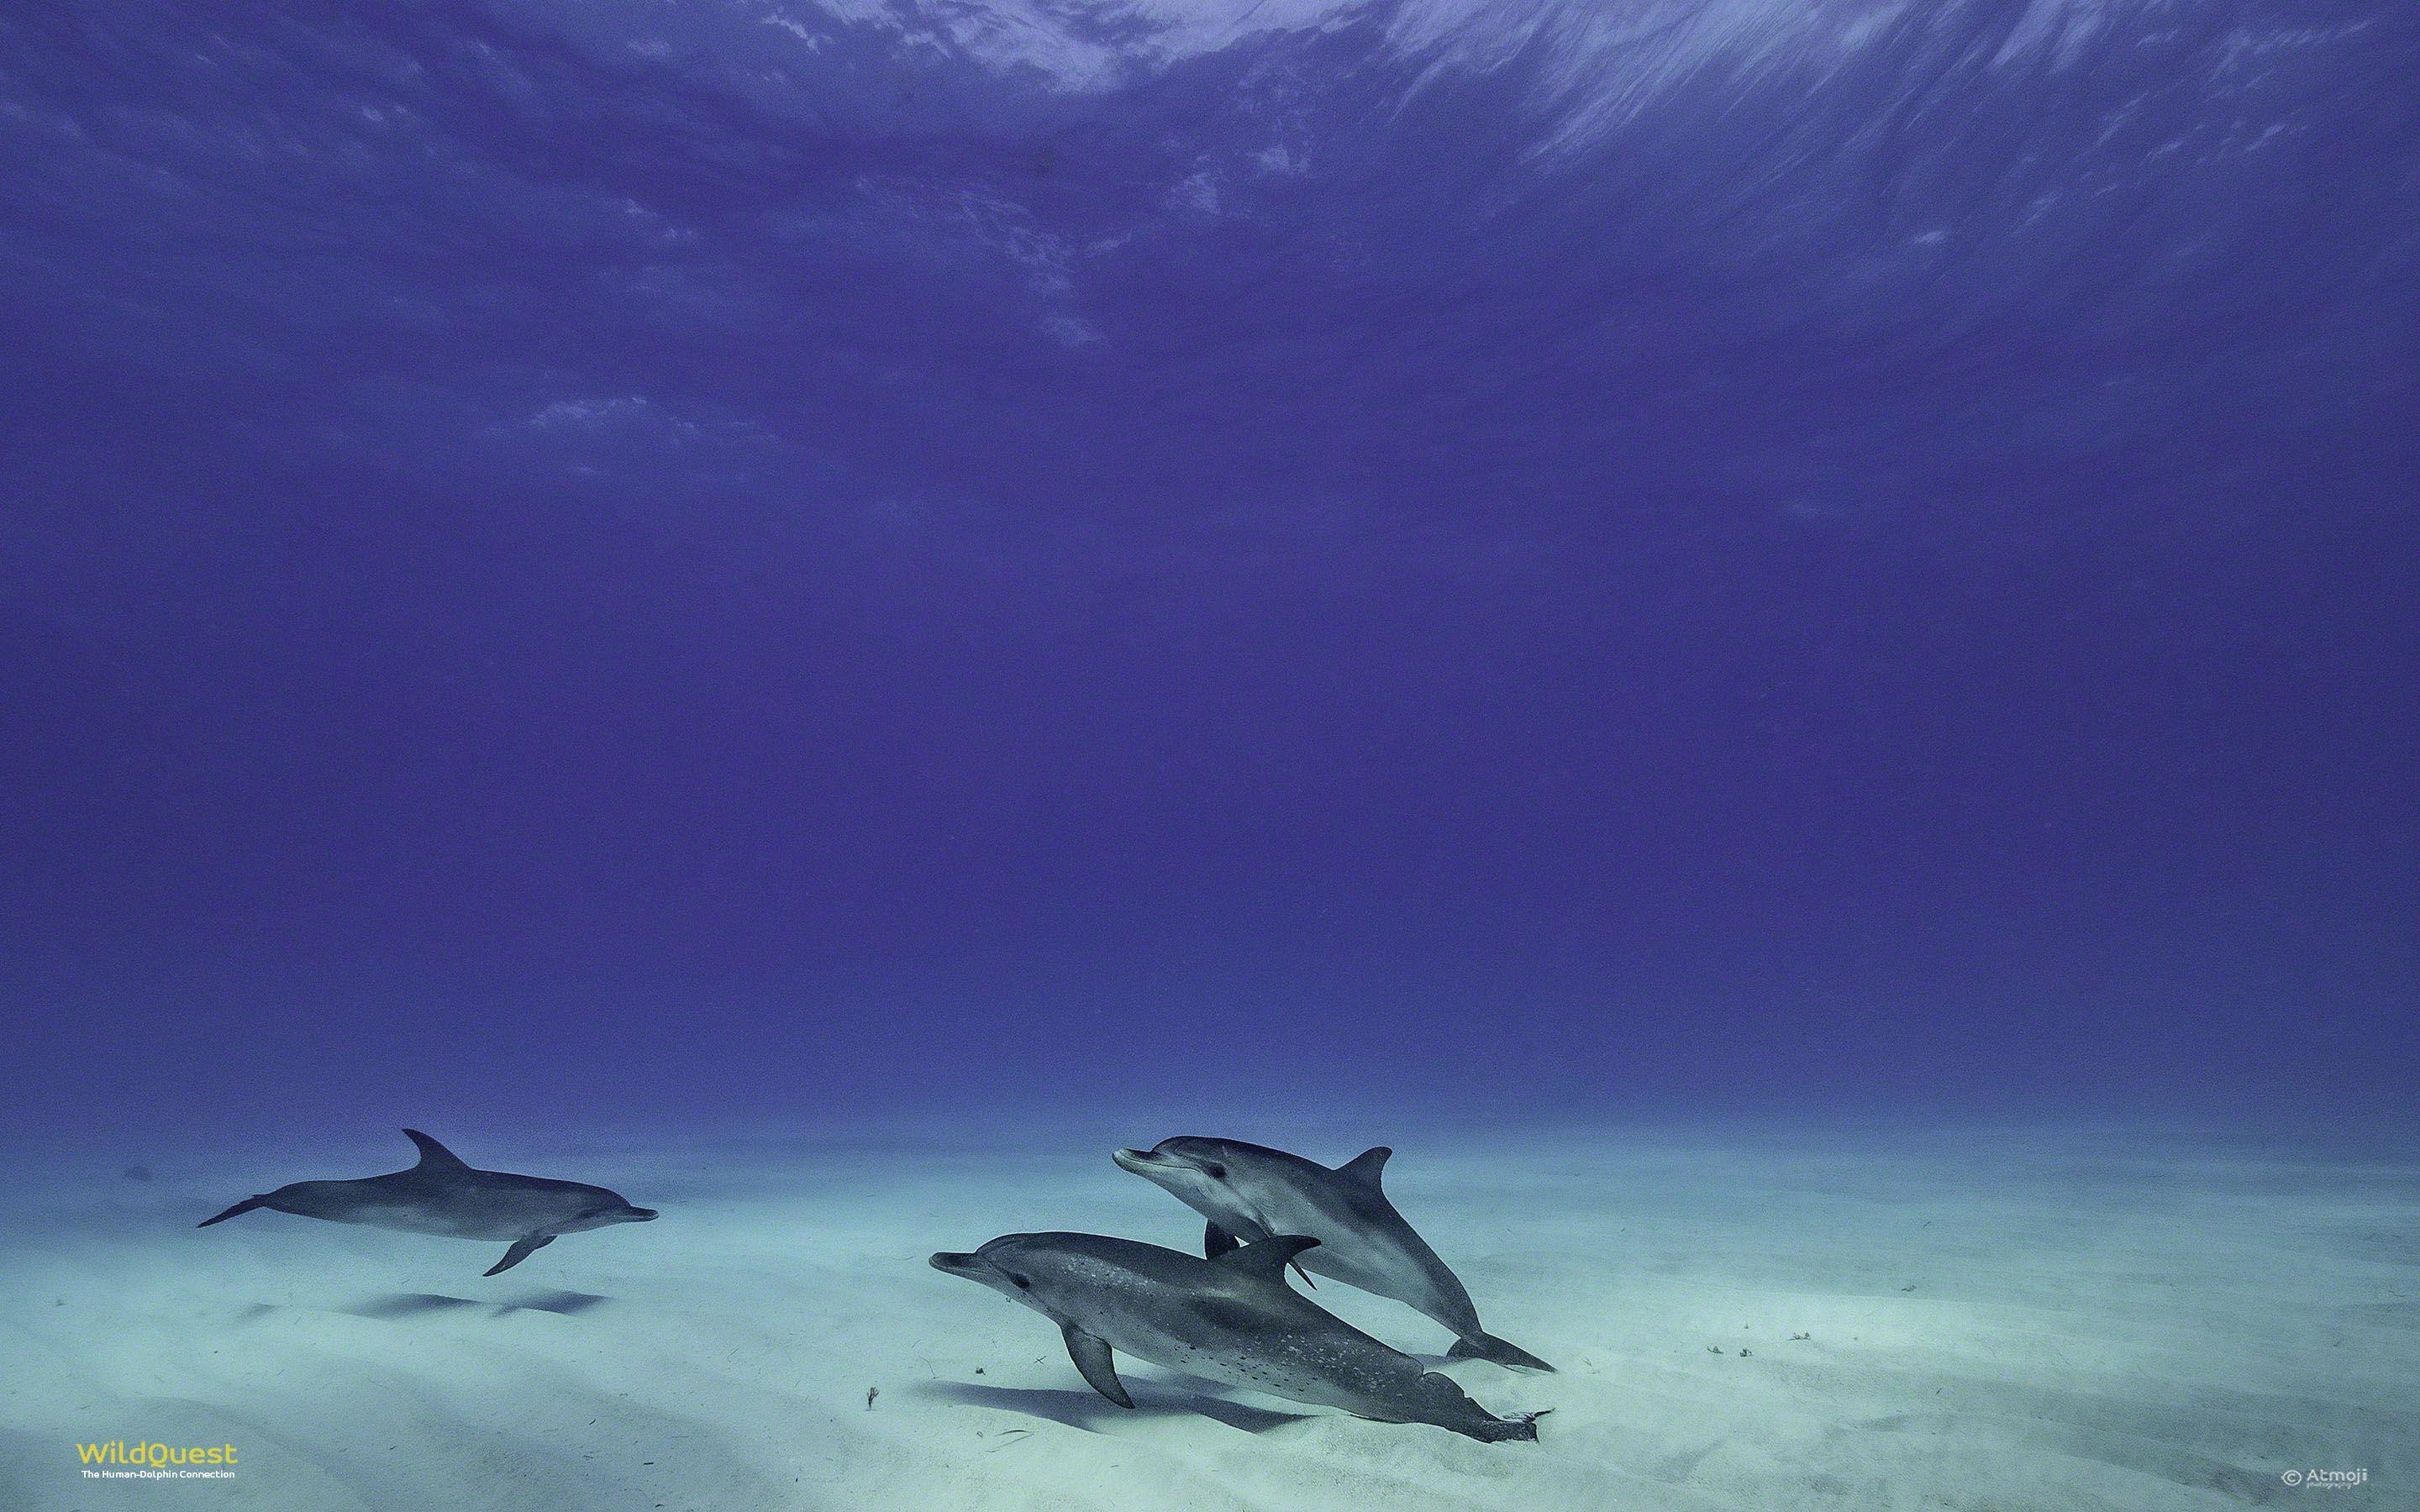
[1114,1137,1553,1372]
[198,1129,657,1275]
[930,1231,1546,1442]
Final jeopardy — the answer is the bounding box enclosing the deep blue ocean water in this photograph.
[4,1,2416,1146]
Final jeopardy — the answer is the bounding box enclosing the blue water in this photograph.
[7,1,2414,1142]
[3,8,2418,1492]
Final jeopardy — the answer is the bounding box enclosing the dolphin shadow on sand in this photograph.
[911,1380,1310,1435]
[337,1289,613,1320]
[233,1289,616,1322]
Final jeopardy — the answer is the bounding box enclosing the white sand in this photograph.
[2,1119,2412,1509]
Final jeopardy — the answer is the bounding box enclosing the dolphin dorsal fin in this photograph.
[402,1129,471,1172]
[1337,1146,1392,1187]
[1217,1234,1320,1284]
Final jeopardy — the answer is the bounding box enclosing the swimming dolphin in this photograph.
[930,1231,1545,1442]
[197,1130,657,1275]
[1114,1137,1553,1372]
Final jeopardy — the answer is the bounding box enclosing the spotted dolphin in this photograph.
[198,1129,656,1275]
[931,1231,1544,1441]
[1114,1137,1553,1372]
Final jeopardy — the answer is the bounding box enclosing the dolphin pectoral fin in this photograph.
[1203,1221,1241,1259]
[485,1233,555,1276]
[197,1196,267,1227]
[1449,1331,1557,1373]
[1061,1325,1133,1409]
[1336,1145,1392,1188]
[1216,1234,1321,1286]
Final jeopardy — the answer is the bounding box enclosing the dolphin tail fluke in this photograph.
[1468,1409,1551,1443]
[197,1196,267,1227]
[1449,1331,1556,1373]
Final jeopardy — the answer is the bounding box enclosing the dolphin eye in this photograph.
[1203,1163,1228,1180]
[1008,1273,1033,1289]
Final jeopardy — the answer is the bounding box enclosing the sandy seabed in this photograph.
[2,1116,2412,1509]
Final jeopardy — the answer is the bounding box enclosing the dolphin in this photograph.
[931,1231,1545,1442]
[197,1129,657,1275]
[1114,1137,1553,1372]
